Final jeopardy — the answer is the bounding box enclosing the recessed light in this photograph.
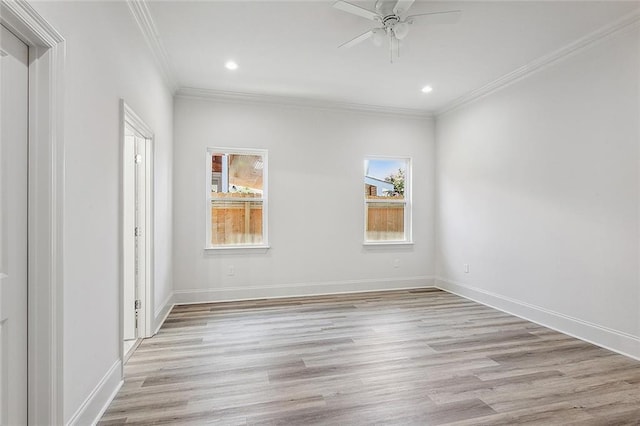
[225,61,238,70]
[421,85,433,94]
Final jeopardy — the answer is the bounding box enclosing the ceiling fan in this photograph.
[333,0,461,62]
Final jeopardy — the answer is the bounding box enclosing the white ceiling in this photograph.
[146,1,638,113]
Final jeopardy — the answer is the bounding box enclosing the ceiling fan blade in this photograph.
[406,10,462,24]
[333,1,380,21]
[339,29,373,48]
[393,0,415,15]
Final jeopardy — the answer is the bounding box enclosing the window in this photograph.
[206,148,268,248]
[364,157,411,243]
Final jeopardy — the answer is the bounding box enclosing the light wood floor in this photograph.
[99,289,640,425]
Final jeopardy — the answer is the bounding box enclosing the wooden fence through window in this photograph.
[210,200,404,244]
[211,201,263,245]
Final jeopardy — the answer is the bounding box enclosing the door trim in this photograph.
[0,0,65,424]
[120,101,154,353]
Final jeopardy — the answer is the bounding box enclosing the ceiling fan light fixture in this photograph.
[393,22,410,40]
[225,60,238,70]
[421,85,433,93]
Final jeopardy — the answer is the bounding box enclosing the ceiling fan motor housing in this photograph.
[382,15,400,27]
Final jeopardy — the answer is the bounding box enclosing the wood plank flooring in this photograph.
[99,289,640,425]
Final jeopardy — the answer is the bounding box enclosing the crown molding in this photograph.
[437,8,640,117]
[1,0,64,47]
[126,0,178,93]
[176,87,434,119]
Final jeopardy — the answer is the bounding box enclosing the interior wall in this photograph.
[173,97,435,301]
[30,2,174,422]
[435,25,640,357]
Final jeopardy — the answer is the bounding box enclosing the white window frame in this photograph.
[363,156,413,245]
[205,147,269,250]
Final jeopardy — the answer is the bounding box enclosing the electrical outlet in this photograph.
[464,264,469,273]
[227,265,235,276]
[393,259,400,268]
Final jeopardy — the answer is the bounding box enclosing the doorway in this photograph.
[0,2,65,423]
[121,102,154,361]
[0,23,29,425]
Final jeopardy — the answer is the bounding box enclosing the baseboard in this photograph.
[174,276,434,304]
[65,359,123,426]
[435,277,640,361]
[153,291,174,335]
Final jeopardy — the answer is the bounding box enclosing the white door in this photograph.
[123,127,148,343]
[0,25,29,425]
[134,134,147,336]
[123,128,137,341]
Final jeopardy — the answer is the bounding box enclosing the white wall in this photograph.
[435,25,640,358]
[174,97,435,301]
[30,2,174,423]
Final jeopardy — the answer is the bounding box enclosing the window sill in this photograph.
[205,245,270,254]
[363,241,414,247]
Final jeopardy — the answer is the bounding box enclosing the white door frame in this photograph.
[0,1,65,424]
[120,101,154,354]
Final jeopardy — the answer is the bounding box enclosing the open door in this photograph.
[122,102,153,360]
[123,127,137,343]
